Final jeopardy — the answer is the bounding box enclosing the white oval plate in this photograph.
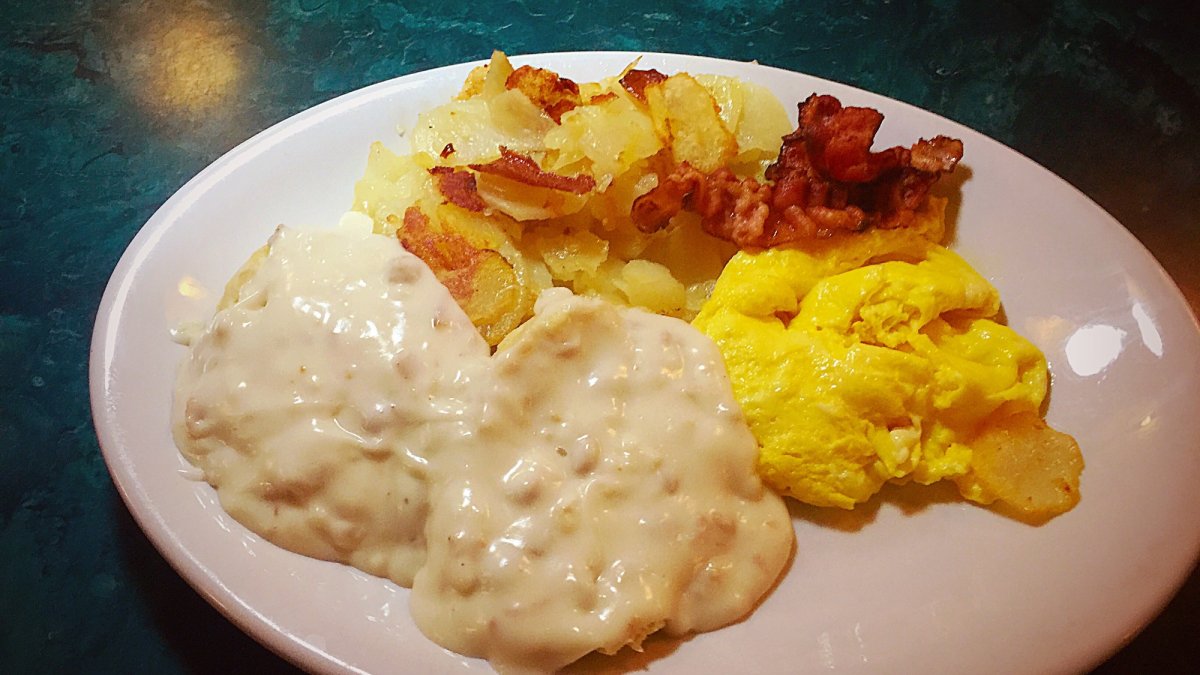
[91,53,1200,675]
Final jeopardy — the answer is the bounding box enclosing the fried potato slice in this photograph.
[526,226,609,282]
[613,259,687,316]
[392,206,532,346]
[458,50,514,100]
[544,92,662,181]
[695,74,792,176]
[412,89,552,164]
[474,172,590,221]
[961,411,1083,520]
[504,64,582,123]
[644,73,737,174]
[353,143,434,230]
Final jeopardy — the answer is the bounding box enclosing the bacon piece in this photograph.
[619,69,667,102]
[505,65,581,123]
[909,135,964,173]
[588,91,619,105]
[792,95,901,183]
[632,165,846,245]
[630,93,963,247]
[432,148,596,211]
[632,165,778,242]
[429,166,486,212]
[469,147,596,194]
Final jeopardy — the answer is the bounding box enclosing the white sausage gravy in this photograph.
[173,225,793,673]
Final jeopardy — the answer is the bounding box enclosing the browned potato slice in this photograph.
[392,207,530,346]
[448,251,526,345]
[644,74,737,173]
[504,64,582,123]
[474,172,589,221]
[967,411,1084,520]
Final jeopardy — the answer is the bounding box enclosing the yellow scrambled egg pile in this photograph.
[693,202,1052,509]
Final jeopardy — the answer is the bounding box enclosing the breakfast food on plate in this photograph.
[173,223,792,671]
[630,93,965,245]
[352,50,1081,519]
[352,50,793,345]
[693,225,1083,519]
[664,92,1082,519]
[170,52,1085,673]
[411,288,791,672]
[174,222,488,587]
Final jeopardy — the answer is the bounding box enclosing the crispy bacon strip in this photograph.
[469,147,596,194]
[619,69,667,102]
[432,148,597,210]
[632,165,782,243]
[631,93,963,247]
[429,166,486,212]
[505,65,581,123]
[588,91,619,105]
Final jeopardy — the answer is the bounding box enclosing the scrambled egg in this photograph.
[693,203,1052,509]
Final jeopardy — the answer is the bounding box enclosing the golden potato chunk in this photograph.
[614,259,686,315]
[963,412,1084,520]
[353,143,434,229]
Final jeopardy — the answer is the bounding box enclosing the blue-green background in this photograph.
[2,0,1196,672]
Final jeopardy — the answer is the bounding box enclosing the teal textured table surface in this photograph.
[2,0,1197,672]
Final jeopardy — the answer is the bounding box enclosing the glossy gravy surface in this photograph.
[173,228,793,672]
[412,289,793,672]
[173,226,489,586]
